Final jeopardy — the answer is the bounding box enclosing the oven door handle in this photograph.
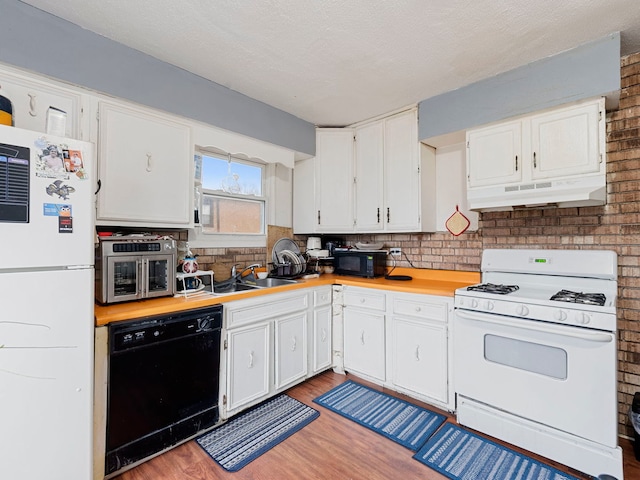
[455,310,614,343]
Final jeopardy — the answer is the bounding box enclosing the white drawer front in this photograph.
[227,292,309,328]
[393,297,448,321]
[314,287,332,307]
[344,288,386,311]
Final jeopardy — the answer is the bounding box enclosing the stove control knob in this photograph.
[554,310,568,322]
[470,299,479,308]
[578,313,591,325]
[516,305,529,316]
[483,300,494,311]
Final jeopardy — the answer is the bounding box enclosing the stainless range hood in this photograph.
[467,174,606,212]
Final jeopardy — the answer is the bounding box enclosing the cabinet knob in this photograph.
[415,306,421,312]
[291,336,297,351]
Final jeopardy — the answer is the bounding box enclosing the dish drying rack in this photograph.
[271,237,307,278]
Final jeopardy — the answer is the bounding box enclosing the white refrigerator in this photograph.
[0,124,95,480]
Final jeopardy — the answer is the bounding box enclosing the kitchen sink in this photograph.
[247,278,298,288]
[212,282,258,294]
[212,277,297,295]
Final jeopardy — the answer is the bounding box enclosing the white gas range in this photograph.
[454,249,623,479]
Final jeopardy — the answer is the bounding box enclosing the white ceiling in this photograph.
[19,0,640,127]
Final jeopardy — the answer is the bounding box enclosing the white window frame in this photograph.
[189,151,270,248]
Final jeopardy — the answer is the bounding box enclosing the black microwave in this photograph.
[333,250,387,278]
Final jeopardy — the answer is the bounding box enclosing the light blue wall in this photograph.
[0,0,316,155]
[418,33,621,142]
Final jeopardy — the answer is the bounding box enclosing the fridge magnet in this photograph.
[63,149,88,179]
[58,215,73,233]
[445,205,470,236]
[45,179,76,200]
[34,138,71,179]
[43,203,72,217]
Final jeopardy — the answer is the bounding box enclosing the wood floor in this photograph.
[114,371,640,480]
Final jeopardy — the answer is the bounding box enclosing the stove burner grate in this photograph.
[550,289,606,306]
[466,283,519,295]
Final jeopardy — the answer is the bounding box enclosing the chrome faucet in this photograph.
[234,263,261,282]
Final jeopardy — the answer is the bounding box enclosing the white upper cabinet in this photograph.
[315,128,355,232]
[294,108,436,234]
[293,128,355,234]
[0,67,86,139]
[529,100,602,180]
[466,97,606,211]
[96,101,192,227]
[383,110,428,231]
[355,109,435,233]
[467,120,522,188]
[354,120,384,231]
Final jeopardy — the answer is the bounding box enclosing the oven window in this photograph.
[484,334,567,380]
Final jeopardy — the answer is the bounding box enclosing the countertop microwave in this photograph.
[95,235,176,304]
[333,249,387,278]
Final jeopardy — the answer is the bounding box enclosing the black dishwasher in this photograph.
[106,305,223,476]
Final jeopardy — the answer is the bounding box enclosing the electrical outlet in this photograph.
[390,247,401,256]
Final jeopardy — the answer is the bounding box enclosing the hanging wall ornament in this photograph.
[445,205,470,236]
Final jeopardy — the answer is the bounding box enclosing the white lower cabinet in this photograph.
[390,292,452,410]
[226,322,271,415]
[342,286,386,382]
[340,286,454,411]
[222,286,332,419]
[311,286,333,375]
[275,312,307,390]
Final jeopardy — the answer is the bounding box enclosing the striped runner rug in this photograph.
[196,394,319,472]
[313,380,446,451]
[413,423,582,480]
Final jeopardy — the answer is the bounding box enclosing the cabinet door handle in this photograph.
[377,207,380,223]
[515,155,518,171]
[533,152,537,168]
[291,336,297,351]
[387,207,390,223]
[248,350,254,368]
[28,93,37,117]
[320,328,327,342]
[415,345,420,362]
[360,330,365,345]
[317,210,321,225]
[146,153,153,172]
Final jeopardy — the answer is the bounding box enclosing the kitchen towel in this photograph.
[413,423,582,480]
[196,394,319,472]
[313,380,446,451]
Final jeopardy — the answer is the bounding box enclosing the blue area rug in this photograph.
[196,394,319,472]
[313,380,447,451]
[414,423,582,480]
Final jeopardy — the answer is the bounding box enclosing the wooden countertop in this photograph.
[94,268,480,326]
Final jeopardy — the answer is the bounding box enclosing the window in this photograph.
[197,153,265,235]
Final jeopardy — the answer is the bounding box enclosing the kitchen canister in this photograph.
[0,94,13,126]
